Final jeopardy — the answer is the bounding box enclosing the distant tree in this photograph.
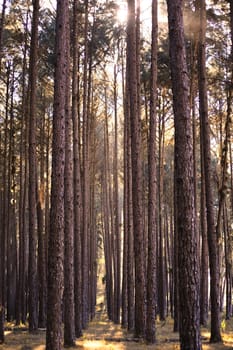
[166,1,202,349]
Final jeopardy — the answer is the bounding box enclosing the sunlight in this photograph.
[116,1,128,25]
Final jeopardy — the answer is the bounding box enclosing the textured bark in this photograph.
[28,0,40,331]
[64,9,75,345]
[16,13,29,325]
[46,0,68,348]
[7,68,17,323]
[200,145,209,326]
[146,0,157,343]
[72,0,83,338]
[167,1,202,349]
[113,63,121,325]
[37,106,47,328]
[103,91,114,321]
[127,0,145,337]
[158,108,166,322]
[197,0,222,343]
[0,64,10,344]
[82,0,90,328]
[121,49,128,328]
[126,85,134,332]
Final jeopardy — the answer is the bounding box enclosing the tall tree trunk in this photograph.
[197,0,222,342]
[16,9,29,325]
[121,46,128,329]
[113,63,121,324]
[146,0,157,343]
[200,142,209,326]
[0,62,10,345]
[28,0,40,331]
[127,0,145,338]
[82,0,90,328]
[167,1,202,349]
[72,0,83,338]
[64,10,75,345]
[46,0,68,348]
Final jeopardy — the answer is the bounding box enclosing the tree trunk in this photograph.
[64,9,75,345]
[28,0,40,331]
[167,1,202,349]
[127,0,145,338]
[146,0,157,343]
[72,0,83,338]
[46,0,68,348]
[197,0,222,342]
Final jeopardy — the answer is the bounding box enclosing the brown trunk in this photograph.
[121,46,128,329]
[197,0,222,342]
[28,0,40,331]
[16,10,29,325]
[167,1,202,349]
[146,0,157,343]
[64,10,75,345]
[46,0,68,348]
[82,0,90,328]
[113,63,121,324]
[72,0,83,338]
[127,0,145,337]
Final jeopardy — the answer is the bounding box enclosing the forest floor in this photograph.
[0,311,233,350]
[1,278,233,349]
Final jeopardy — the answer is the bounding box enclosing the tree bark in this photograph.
[127,0,146,338]
[72,0,83,338]
[146,0,157,343]
[28,0,40,332]
[197,0,222,342]
[167,1,202,349]
[46,0,68,348]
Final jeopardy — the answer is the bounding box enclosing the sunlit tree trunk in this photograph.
[167,1,202,349]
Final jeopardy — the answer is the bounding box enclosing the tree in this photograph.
[63,4,75,345]
[166,1,202,349]
[197,0,222,342]
[146,0,157,344]
[46,0,69,348]
[72,0,83,338]
[127,0,146,338]
[28,0,40,332]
